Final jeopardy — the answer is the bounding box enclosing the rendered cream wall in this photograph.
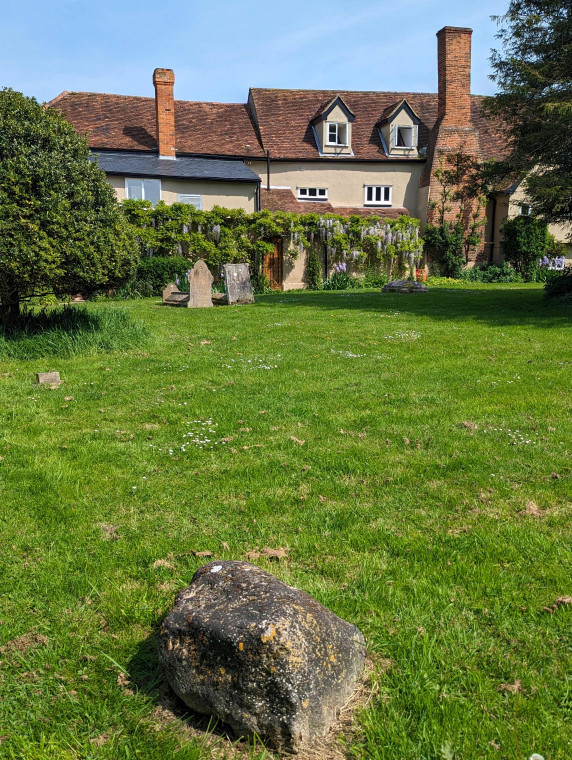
[282,250,307,290]
[249,161,423,214]
[106,176,256,212]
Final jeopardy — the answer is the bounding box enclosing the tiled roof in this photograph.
[49,88,507,163]
[331,206,409,219]
[49,92,265,157]
[262,189,334,214]
[249,89,507,162]
[261,189,408,218]
[92,150,260,182]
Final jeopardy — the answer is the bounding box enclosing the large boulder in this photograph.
[382,279,428,293]
[158,561,366,753]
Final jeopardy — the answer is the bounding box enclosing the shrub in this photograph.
[459,262,523,283]
[0,306,147,359]
[425,276,464,286]
[323,263,354,291]
[116,256,191,298]
[501,216,548,280]
[544,266,572,302]
[304,249,323,290]
[363,270,389,288]
[251,273,273,294]
[135,256,191,294]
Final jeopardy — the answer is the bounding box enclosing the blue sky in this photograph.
[2,0,506,104]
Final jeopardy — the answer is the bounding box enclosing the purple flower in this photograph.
[334,262,347,273]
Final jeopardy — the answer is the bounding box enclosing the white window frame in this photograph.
[178,193,202,209]
[519,203,531,216]
[297,187,328,201]
[364,185,392,206]
[393,124,417,150]
[124,178,162,205]
[326,122,349,147]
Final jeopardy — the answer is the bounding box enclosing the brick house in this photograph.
[49,26,566,289]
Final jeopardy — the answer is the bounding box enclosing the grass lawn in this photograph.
[0,284,570,760]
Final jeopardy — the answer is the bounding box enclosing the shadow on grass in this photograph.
[127,625,256,752]
[0,305,148,359]
[254,286,570,328]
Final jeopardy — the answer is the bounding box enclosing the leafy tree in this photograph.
[485,2,572,224]
[501,215,548,279]
[423,152,487,277]
[0,89,138,320]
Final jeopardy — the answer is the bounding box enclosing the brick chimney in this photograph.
[153,68,176,159]
[437,27,472,126]
[419,26,486,264]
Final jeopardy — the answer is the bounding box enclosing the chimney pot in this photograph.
[153,68,176,158]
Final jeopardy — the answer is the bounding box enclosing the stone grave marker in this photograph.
[223,263,254,305]
[37,371,61,385]
[188,260,213,308]
[162,282,179,304]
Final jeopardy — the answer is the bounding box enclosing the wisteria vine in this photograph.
[121,199,423,279]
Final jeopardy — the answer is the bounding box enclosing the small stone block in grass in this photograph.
[36,371,61,385]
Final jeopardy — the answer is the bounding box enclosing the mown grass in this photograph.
[0,284,570,760]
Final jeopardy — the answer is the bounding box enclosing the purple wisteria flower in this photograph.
[539,255,566,270]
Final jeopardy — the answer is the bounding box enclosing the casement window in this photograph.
[125,178,161,205]
[364,185,392,206]
[178,193,202,209]
[519,203,531,216]
[298,187,328,201]
[326,122,348,146]
[393,125,417,149]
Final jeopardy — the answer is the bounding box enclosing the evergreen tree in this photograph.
[0,89,138,320]
[485,2,572,224]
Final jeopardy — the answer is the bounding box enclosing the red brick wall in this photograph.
[153,68,176,158]
[421,27,486,263]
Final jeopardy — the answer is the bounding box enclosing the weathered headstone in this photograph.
[36,371,61,385]
[162,282,179,304]
[188,260,213,308]
[158,561,366,753]
[382,279,428,293]
[223,263,254,305]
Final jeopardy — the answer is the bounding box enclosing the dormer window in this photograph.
[327,122,348,146]
[377,100,421,156]
[394,125,416,149]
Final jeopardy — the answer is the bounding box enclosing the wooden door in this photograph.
[264,238,283,290]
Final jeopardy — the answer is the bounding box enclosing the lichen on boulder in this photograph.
[158,561,366,753]
[382,279,428,293]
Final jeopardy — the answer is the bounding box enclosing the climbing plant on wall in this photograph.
[120,200,423,284]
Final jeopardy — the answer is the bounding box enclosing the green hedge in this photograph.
[459,262,523,283]
[116,256,190,298]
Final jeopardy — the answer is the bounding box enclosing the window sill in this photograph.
[298,197,329,202]
[325,142,349,148]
